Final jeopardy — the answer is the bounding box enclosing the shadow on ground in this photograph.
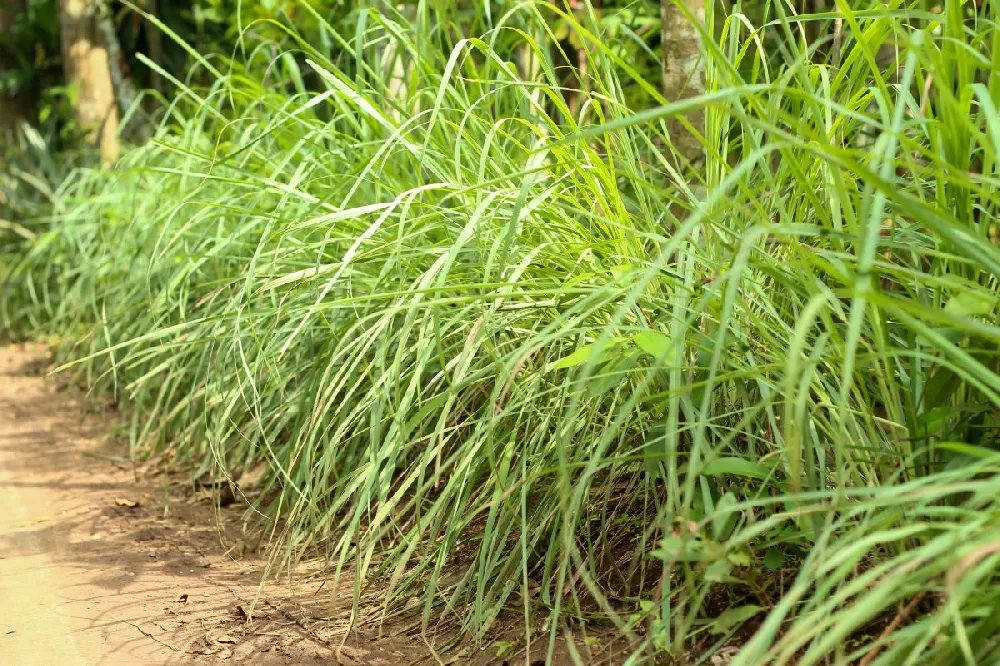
[0,344,423,665]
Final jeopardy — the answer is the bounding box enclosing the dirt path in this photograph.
[0,344,416,665]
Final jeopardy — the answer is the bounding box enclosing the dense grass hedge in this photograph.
[5,2,1000,663]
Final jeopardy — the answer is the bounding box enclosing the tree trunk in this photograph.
[59,0,120,166]
[660,0,706,171]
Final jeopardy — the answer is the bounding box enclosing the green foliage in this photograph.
[7,1,1000,664]
[0,122,70,287]
[0,0,62,100]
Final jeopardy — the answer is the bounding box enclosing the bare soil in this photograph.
[0,343,427,665]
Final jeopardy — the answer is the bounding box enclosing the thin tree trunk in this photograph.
[60,0,120,166]
[96,8,139,115]
[660,0,706,171]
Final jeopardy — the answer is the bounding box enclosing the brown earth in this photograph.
[0,343,429,665]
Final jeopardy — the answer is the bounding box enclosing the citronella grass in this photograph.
[5,1,1000,664]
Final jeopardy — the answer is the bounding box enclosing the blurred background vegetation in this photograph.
[1,0,672,237]
[0,0,672,135]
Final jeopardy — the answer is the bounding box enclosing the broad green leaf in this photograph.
[551,342,600,370]
[727,550,752,567]
[764,548,786,571]
[712,492,738,541]
[704,559,733,582]
[944,290,996,317]
[586,353,639,397]
[609,263,635,281]
[709,605,764,635]
[550,338,627,371]
[642,422,669,477]
[922,364,960,404]
[650,536,703,563]
[915,405,951,434]
[633,330,673,361]
[701,457,773,482]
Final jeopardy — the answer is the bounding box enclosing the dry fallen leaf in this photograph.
[210,631,237,644]
[114,498,139,508]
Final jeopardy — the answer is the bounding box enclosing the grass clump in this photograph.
[5,1,1000,663]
